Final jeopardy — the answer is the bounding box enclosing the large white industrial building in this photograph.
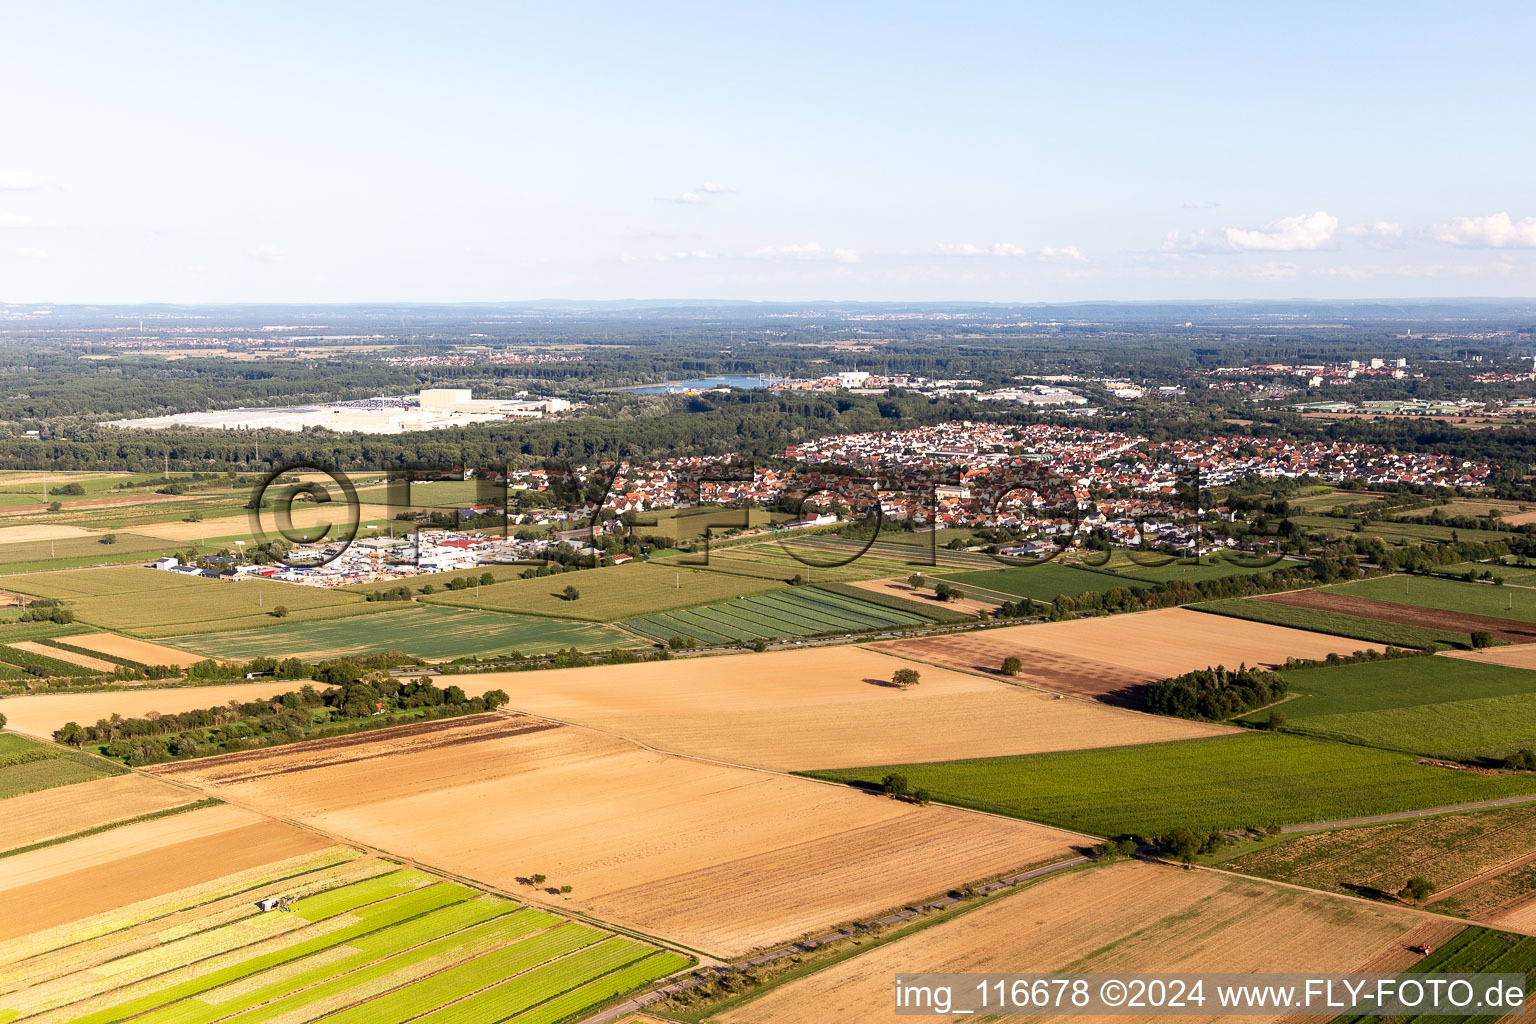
[107,389,572,434]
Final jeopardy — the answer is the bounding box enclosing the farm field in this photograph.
[0,681,320,740]
[150,714,1083,957]
[2,565,377,636]
[1289,514,1517,544]
[1441,560,1536,585]
[710,860,1433,1024]
[0,524,101,543]
[841,577,994,617]
[1332,927,1536,1024]
[10,639,117,671]
[1256,588,1536,646]
[1244,656,1536,721]
[126,501,400,542]
[57,631,213,668]
[1444,645,1536,671]
[0,732,124,799]
[931,562,1152,602]
[1222,803,1536,918]
[1194,595,1476,649]
[621,585,941,645]
[423,560,787,621]
[806,732,1536,836]
[0,772,198,853]
[1325,574,1536,624]
[1091,550,1289,584]
[871,607,1379,705]
[1281,692,1536,762]
[0,802,330,940]
[631,505,786,541]
[0,844,689,1024]
[166,604,643,661]
[454,645,1228,771]
[1396,498,1536,523]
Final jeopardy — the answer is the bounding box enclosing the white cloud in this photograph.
[937,242,1028,257]
[655,249,717,261]
[249,244,286,262]
[1224,211,1338,251]
[1038,245,1088,264]
[0,214,43,229]
[752,241,860,263]
[658,191,706,205]
[1180,200,1220,209]
[1343,221,1405,248]
[1428,212,1536,248]
[0,173,45,191]
[1252,261,1298,280]
[699,182,737,194]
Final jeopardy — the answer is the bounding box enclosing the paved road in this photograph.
[576,855,1093,1024]
[1282,793,1536,833]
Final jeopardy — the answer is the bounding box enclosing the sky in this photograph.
[2,1,1535,304]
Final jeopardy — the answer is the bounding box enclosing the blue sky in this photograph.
[3,1,1534,303]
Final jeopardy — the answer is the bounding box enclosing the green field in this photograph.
[630,505,786,541]
[1245,657,1536,722]
[1323,575,1536,624]
[933,562,1151,603]
[1440,560,1536,586]
[1090,550,1290,584]
[804,733,1536,836]
[1289,514,1517,545]
[422,559,786,621]
[3,852,689,1024]
[168,604,644,661]
[0,732,126,798]
[621,585,940,645]
[1191,597,1476,649]
[1219,802,1536,905]
[1281,692,1536,763]
[1333,927,1536,1024]
[3,566,374,636]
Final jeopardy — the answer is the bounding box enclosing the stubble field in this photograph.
[457,645,1229,771]
[150,714,1082,957]
[871,607,1380,705]
[0,681,318,740]
[0,773,198,853]
[710,860,1434,1024]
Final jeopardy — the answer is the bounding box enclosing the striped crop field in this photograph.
[622,585,940,645]
[165,604,645,662]
[0,847,690,1024]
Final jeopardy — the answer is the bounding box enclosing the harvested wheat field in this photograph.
[457,646,1228,771]
[55,632,212,669]
[1443,645,1536,671]
[0,524,98,544]
[151,714,1081,957]
[0,803,328,941]
[872,607,1381,704]
[0,681,310,740]
[847,577,998,616]
[711,861,1431,1024]
[8,640,117,672]
[127,503,398,542]
[0,774,197,853]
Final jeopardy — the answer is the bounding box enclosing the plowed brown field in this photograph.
[452,646,1227,770]
[1257,591,1536,644]
[0,805,327,940]
[871,607,1378,703]
[152,715,1081,957]
[711,861,1429,1024]
[0,774,195,852]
